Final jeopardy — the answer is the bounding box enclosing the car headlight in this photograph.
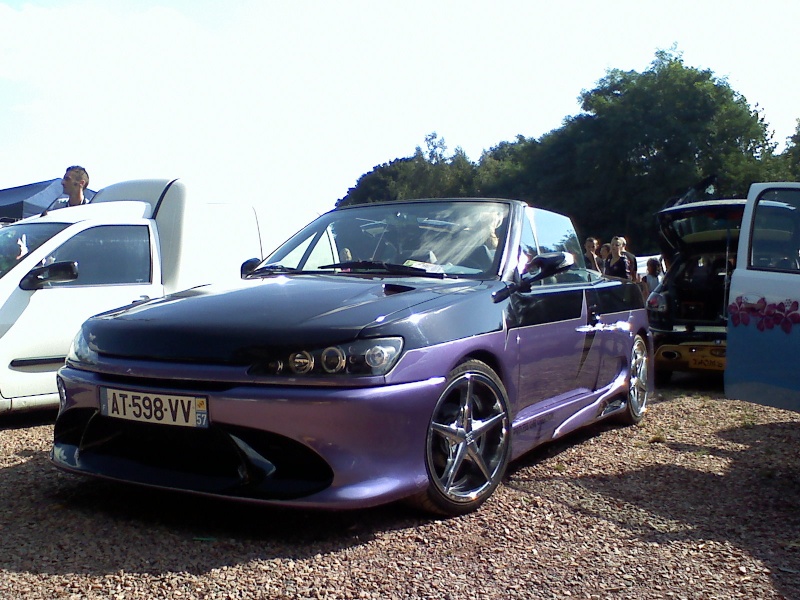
[67,329,99,366]
[252,337,404,377]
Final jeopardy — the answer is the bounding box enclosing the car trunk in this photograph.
[651,200,744,331]
[666,251,734,327]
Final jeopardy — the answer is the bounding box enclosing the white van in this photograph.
[0,179,263,413]
[725,182,800,411]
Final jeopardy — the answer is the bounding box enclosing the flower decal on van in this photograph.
[729,296,800,334]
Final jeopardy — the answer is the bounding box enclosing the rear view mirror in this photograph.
[240,257,261,278]
[492,252,575,303]
[526,252,576,283]
[19,261,79,291]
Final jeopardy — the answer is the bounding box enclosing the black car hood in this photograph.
[85,275,500,364]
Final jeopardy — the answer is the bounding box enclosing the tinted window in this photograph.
[49,225,151,286]
[664,207,744,244]
[749,189,800,271]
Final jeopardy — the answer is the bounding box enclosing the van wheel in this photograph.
[410,360,511,516]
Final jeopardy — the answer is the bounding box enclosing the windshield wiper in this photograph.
[319,260,445,277]
[246,264,298,277]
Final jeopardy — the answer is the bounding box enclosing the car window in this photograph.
[272,229,318,269]
[0,222,70,279]
[528,207,591,285]
[264,201,511,277]
[666,209,743,244]
[531,208,582,260]
[48,225,151,286]
[304,225,338,269]
[517,210,537,274]
[749,189,800,271]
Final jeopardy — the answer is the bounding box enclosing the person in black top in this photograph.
[619,236,638,281]
[583,237,601,271]
[605,236,632,279]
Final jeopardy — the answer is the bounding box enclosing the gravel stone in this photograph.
[1,376,799,599]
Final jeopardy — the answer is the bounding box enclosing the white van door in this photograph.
[0,223,162,409]
[725,182,800,411]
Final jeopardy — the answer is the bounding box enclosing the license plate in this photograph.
[100,387,209,428]
[689,356,725,370]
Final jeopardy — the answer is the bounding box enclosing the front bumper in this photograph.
[51,365,446,509]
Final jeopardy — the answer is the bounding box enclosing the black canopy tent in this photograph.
[0,179,96,222]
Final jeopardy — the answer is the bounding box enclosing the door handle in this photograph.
[588,304,601,326]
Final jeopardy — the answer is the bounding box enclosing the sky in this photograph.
[1,0,798,250]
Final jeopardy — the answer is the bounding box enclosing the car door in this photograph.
[513,208,599,414]
[726,183,800,411]
[0,223,162,406]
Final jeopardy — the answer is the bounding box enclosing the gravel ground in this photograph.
[2,374,800,600]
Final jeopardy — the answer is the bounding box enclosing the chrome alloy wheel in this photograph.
[421,360,510,515]
[625,334,650,424]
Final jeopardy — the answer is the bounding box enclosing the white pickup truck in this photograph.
[0,178,264,413]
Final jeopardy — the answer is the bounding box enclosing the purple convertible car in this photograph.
[52,198,652,515]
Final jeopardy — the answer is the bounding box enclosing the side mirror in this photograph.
[240,257,261,278]
[19,261,79,291]
[492,252,575,303]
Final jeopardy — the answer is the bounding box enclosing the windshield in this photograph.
[261,200,510,277]
[0,222,70,279]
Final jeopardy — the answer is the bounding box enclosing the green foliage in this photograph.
[337,133,478,207]
[774,121,800,179]
[340,50,798,253]
[518,49,777,251]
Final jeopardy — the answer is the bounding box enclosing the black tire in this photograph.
[410,360,511,516]
[619,334,650,425]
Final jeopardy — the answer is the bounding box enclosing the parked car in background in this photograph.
[646,198,744,385]
[726,182,800,412]
[52,198,652,515]
[0,179,263,414]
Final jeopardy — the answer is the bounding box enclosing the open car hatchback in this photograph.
[647,199,744,384]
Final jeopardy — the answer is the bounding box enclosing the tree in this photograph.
[778,121,800,179]
[338,133,478,206]
[342,50,795,253]
[478,49,776,251]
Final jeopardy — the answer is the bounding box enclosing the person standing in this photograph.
[620,236,638,281]
[598,243,611,273]
[583,237,601,271]
[61,166,90,206]
[605,236,633,279]
[642,257,663,295]
[46,166,91,212]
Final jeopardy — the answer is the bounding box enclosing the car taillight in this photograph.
[647,292,667,313]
